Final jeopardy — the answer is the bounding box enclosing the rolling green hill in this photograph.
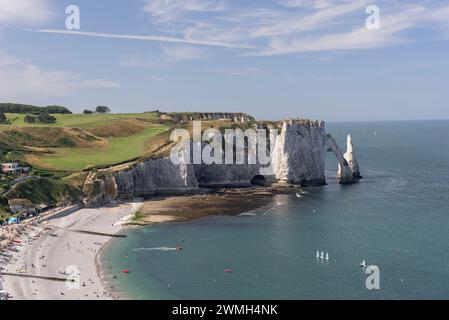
[1,112,158,130]
[36,126,167,171]
[0,110,250,217]
[0,112,170,172]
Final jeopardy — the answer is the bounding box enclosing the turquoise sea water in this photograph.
[101,120,449,299]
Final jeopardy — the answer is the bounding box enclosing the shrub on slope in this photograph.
[5,177,81,205]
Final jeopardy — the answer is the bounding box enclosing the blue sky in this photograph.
[0,0,448,121]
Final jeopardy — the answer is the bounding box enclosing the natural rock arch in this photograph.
[326,134,361,184]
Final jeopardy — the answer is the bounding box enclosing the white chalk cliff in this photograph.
[83,118,361,204]
[270,120,327,186]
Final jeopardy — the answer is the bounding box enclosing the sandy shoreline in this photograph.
[0,187,296,300]
[0,201,142,300]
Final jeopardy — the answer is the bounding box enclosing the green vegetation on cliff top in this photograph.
[39,126,167,171]
[0,112,169,172]
[1,112,158,130]
[0,109,247,214]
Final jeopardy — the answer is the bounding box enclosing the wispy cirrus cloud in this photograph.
[141,0,449,56]
[277,0,354,9]
[250,0,369,38]
[119,46,205,69]
[31,1,246,50]
[142,0,226,19]
[25,0,449,57]
[207,68,261,76]
[30,29,251,48]
[253,4,449,56]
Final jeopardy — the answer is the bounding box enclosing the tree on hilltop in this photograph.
[24,115,36,124]
[0,103,71,114]
[37,113,56,124]
[24,113,56,124]
[96,106,110,114]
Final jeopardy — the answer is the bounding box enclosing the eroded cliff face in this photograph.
[113,157,198,198]
[194,163,260,187]
[270,120,327,186]
[82,118,361,205]
[83,175,118,206]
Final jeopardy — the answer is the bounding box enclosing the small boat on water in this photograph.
[224,269,232,274]
[360,260,366,268]
[320,251,324,259]
[325,253,329,260]
[121,269,130,274]
[316,251,320,258]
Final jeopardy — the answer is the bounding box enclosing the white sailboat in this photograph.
[296,193,302,198]
[316,251,320,258]
[320,251,324,259]
[325,253,329,260]
[360,260,366,268]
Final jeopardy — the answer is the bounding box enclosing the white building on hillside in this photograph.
[1,163,19,174]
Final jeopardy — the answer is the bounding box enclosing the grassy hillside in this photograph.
[1,112,158,130]
[0,110,247,214]
[0,112,170,172]
[32,126,168,171]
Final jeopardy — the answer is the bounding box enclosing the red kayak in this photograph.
[121,269,130,274]
[224,269,232,274]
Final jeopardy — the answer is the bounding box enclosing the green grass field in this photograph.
[0,112,158,130]
[37,126,168,171]
[0,112,172,171]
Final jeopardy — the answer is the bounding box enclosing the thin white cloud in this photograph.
[24,1,449,58]
[163,46,204,62]
[0,50,121,100]
[0,0,52,25]
[119,46,205,69]
[278,0,352,9]
[141,1,449,56]
[250,0,369,38]
[30,29,252,49]
[207,68,261,76]
[142,0,225,19]
[252,4,449,56]
[146,75,168,83]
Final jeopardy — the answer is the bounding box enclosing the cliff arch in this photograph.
[326,134,358,184]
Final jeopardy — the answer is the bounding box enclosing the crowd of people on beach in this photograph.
[0,222,45,299]
[1,205,123,300]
